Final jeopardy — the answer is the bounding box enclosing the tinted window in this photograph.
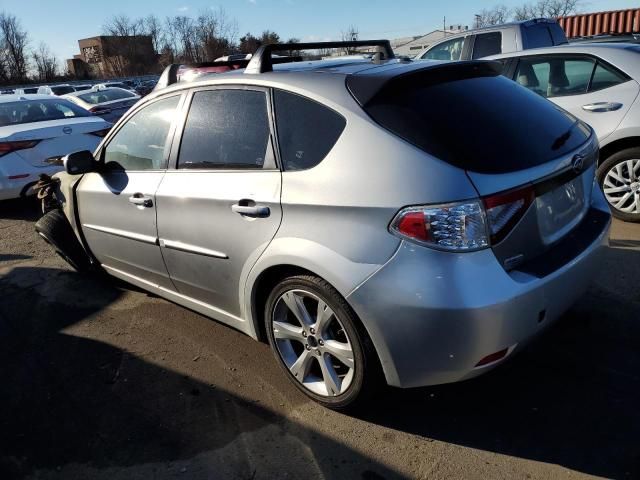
[422,37,465,61]
[590,62,629,92]
[0,99,90,127]
[472,32,502,59]
[103,95,179,171]
[364,73,590,174]
[178,89,269,170]
[515,56,595,97]
[274,90,346,171]
[51,86,75,95]
[523,25,554,49]
[78,89,137,104]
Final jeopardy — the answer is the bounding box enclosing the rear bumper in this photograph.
[0,156,62,201]
[348,186,611,388]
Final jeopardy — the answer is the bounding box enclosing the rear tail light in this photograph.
[483,185,535,244]
[390,200,489,251]
[0,140,40,157]
[89,128,111,137]
[390,186,536,251]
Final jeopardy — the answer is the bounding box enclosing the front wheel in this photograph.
[264,275,381,410]
[597,147,640,222]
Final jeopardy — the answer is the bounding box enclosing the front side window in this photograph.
[178,89,270,170]
[421,37,465,61]
[103,95,180,171]
[78,89,137,105]
[514,56,595,98]
[472,32,502,59]
[274,90,346,171]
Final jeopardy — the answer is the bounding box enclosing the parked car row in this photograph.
[32,38,613,409]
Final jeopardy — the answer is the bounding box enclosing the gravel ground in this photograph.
[1,196,639,480]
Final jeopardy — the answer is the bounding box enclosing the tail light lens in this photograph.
[483,185,535,244]
[0,140,40,157]
[390,200,489,251]
[89,128,111,137]
[390,185,536,251]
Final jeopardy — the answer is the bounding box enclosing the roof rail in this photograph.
[153,55,305,91]
[245,40,395,74]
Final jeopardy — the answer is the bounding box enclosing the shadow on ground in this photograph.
[0,265,400,480]
[358,245,640,479]
[0,197,41,221]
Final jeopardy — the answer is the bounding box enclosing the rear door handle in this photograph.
[231,202,270,218]
[582,102,623,112]
[128,193,153,207]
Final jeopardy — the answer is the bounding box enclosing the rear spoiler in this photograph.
[347,60,504,106]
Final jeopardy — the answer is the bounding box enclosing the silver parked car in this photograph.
[487,43,640,222]
[35,41,611,409]
[62,87,141,123]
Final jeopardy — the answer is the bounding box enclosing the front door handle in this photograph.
[128,193,153,208]
[231,201,270,218]
[582,102,623,112]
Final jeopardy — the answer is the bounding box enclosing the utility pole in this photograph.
[475,14,481,29]
[443,16,446,36]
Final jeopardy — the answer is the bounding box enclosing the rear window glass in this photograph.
[78,89,137,104]
[0,99,90,127]
[590,62,629,92]
[473,32,502,59]
[274,90,346,171]
[523,25,554,49]
[364,74,590,174]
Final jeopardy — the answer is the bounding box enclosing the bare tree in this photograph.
[340,25,359,55]
[239,32,261,54]
[474,5,511,27]
[0,12,29,82]
[513,0,582,20]
[143,14,163,54]
[32,42,58,81]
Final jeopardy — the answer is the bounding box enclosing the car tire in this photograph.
[35,209,92,272]
[597,147,640,223]
[264,274,382,410]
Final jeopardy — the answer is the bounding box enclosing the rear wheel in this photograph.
[35,209,92,272]
[264,275,381,410]
[597,147,640,222]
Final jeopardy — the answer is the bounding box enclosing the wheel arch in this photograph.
[599,136,640,165]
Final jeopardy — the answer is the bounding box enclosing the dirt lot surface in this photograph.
[1,197,639,480]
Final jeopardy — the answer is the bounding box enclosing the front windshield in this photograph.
[78,89,137,105]
[0,99,91,127]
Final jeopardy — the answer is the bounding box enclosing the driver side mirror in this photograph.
[63,150,97,175]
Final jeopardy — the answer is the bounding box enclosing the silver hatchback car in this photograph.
[36,41,611,409]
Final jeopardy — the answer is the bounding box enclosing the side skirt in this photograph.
[102,264,255,339]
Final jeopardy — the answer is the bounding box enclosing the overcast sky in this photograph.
[2,0,637,61]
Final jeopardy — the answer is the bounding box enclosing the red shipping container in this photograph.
[558,8,640,38]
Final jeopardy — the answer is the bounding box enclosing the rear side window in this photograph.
[274,90,346,171]
[590,62,629,92]
[363,73,590,174]
[472,32,502,59]
[178,89,270,170]
[523,24,554,49]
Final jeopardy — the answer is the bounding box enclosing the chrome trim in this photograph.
[82,223,158,245]
[159,239,229,259]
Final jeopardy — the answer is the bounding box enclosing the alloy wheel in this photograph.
[271,289,355,397]
[603,159,640,214]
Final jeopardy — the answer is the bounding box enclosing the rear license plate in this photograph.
[536,174,587,245]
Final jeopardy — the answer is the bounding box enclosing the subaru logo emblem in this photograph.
[571,154,585,174]
[63,126,72,135]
